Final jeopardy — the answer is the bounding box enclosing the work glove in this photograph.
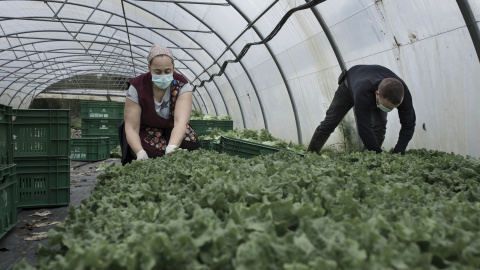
[165,145,177,155]
[136,149,149,161]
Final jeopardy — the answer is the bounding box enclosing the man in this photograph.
[308,64,416,154]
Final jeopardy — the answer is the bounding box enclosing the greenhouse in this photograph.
[0,0,479,269]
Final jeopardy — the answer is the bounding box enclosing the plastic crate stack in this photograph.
[13,109,71,208]
[70,137,110,162]
[0,104,17,239]
[189,119,234,137]
[218,136,304,158]
[80,101,123,153]
[190,117,233,153]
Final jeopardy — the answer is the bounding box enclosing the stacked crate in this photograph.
[0,104,17,239]
[189,119,234,137]
[13,109,70,208]
[80,101,124,151]
[218,136,304,158]
[190,118,233,153]
[71,137,110,161]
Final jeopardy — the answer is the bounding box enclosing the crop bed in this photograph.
[16,149,480,270]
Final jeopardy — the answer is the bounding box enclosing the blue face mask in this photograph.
[377,103,392,113]
[152,74,173,89]
[376,97,392,113]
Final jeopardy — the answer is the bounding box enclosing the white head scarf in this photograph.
[147,44,174,64]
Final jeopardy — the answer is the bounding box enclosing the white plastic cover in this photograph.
[0,0,479,157]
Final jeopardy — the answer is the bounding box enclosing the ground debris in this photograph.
[30,211,51,217]
[24,232,48,241]
[26,221,60,228]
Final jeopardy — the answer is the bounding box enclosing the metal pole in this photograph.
[456,0,480,62]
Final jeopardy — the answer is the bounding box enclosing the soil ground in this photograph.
[0,158,121,270]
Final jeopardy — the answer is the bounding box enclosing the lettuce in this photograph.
[18,149,480,270]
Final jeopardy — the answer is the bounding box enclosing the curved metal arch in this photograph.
[0,40,149,75]
[3,54,138,69]
[227,1,303,143]
[10,65,129,107]
[0,7,216,111]
[3,48,179,108]
[14,65,194,108]
[0,30,146,97]
[10,56,204,108]
[192,91,206,112]
[39,0,227,117]
[192,93,201,111]
[122,0,241,118]
[16,67,192,107]
[0,37,141,106]
[170,3,261,124]
[457,0,480,63]
[0,44,146,64]
[42,0,245,120]
[1,40,140,104]
[14,64,195,108]
[16,75,131,107]
[0,23,147,71]
[117,0,227,116]
[0,30,146,64]
[2,47,148,62]
[306,0,345,70]
[0,30,199,106]
[5,0,256,122]
[1,45,148,71]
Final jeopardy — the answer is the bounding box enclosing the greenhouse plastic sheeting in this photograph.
[0,0,479,157]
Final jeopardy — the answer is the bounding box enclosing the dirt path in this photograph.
[0,158,121,270]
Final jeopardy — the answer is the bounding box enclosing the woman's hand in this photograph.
[136,149,149,160]
[165,145,187,155]
[165,145,177,154]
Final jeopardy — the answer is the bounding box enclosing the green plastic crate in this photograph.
[200,139,213,151]
[212,142,223,153]
[81,118,123,136]
[0,104,14,165]
[83,134,119,151]
[108,137,120,151]
[71,137,110,161]
[0,164,17,240]
[189,120,233,136]
[219,136,304,158]
[220,136,278,158]
[13,109,70,157]
[15,157,70,208]
[81,101,124,120]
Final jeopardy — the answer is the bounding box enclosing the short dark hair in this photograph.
[378,78,404,105]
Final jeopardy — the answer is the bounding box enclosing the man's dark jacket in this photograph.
[345,65,416,153]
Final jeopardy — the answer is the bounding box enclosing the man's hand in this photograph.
[136,149,149,160]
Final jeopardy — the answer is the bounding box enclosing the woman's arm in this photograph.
[124,98,144,155]
[168,91,193,147]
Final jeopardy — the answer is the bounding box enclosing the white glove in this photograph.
[136,149,149,161]
[165,145,177,155]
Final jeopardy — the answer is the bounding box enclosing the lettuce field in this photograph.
[17,149,480,270]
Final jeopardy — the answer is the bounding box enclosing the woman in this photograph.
[119,45,201,165]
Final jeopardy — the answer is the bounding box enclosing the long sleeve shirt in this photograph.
[345,65,416,153]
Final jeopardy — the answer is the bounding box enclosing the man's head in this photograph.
[376,78,404,112]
